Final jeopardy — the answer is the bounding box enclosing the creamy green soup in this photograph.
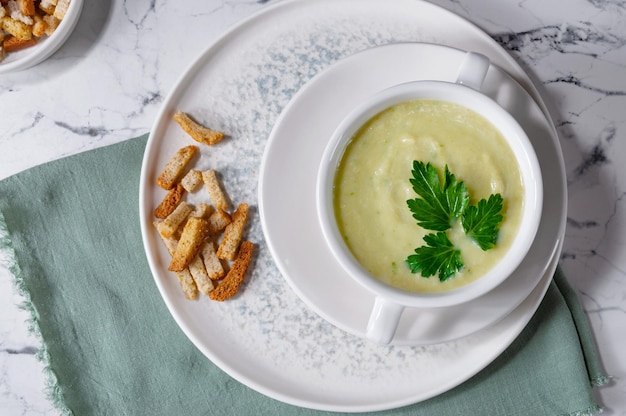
[333,100,524,293]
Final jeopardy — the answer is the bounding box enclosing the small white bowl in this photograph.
[0,0,83,74]
[316,52,543,344]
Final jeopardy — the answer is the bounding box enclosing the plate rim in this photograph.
[139,0,568,411]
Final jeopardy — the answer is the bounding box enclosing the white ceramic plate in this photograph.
[0,0,83,73]
[139,0,566,411]
[259,42,563,345]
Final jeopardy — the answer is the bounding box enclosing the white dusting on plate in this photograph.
[141,0,561,411]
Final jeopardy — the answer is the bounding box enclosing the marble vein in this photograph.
[493,22,626,58]
[546,75,626,96]
[53,121,110,138]
[2,346,37,355]
[123,0,157,30]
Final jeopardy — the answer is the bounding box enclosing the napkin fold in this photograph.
[0,135,608,416]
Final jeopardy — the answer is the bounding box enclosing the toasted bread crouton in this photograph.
[2,34,35,51]
[190,202,213,219]
[156,145,198,190]
[188,254,214,295]
[42,13,59,35]
[153,222,198,300]
[181,169,202,193]
[174,111,225,146]
[158,201,192,238]
[2,16,32,39]
[202,169,229,212]
[18,0,34,15]
[38,0,56,15]
[153,221,177,254]
[176,269,199,300]
[53,0,69,19]
[31,14,46,37]
[209,241,253,301]
[168,217,210,272]
[39,4,54,15]
[217,203,248,261]
[200,241,224,281]
[6,1,32,24]
[154,183,185,219]
[207,209,231,235]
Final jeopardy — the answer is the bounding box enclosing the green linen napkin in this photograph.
[0,135,608,416]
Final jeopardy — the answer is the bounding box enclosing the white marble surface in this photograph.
[0,0,624,415]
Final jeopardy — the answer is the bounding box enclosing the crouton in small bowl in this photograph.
[0,0,83,73]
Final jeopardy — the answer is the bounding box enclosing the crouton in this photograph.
[38,0,56,15]
[168,217,210,272]
[31,14,46,37]
[6,1,33,25]
[207,209,231,235]
[188,254,214,296]
[217,203,248,260]
[157,201,192,238]
[174,111,225,146]
[153,222,198,300]
[18,0,34,16]
[200,241,224,281]
[156,145,198,190]
[210,241,254,301]
[2,34,35,51]
[2,16,33,39]
[202,169,229,212]
[53,0,69,19]
[42,14,59,35]
[189,202,213,219]
[154,183,185,219]
[181,169,203,193]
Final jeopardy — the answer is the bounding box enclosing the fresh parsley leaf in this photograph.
[406,162,469,231]
[462,193,504,250]
[406,232,463,282]
[405,161,506,281]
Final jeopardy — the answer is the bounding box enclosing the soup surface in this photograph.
[333,99,524,293]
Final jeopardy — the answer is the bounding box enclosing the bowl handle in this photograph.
[366,297,405,344]
[455,51,490,91]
